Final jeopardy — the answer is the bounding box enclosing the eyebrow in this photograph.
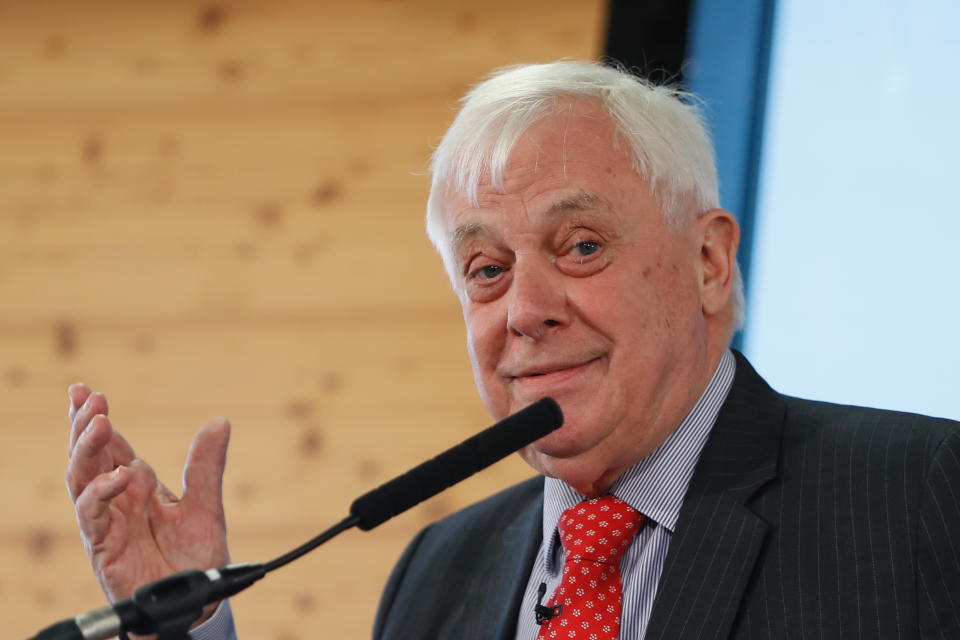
[545,192,603,217]
[451,222,489,258]
[449,192,608,257]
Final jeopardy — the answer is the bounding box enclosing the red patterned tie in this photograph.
[535,495,643,640]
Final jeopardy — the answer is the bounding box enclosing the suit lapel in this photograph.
[463,482,544,640]
[645,352,784,640]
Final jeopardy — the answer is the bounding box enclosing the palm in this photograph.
[93,466,228,602]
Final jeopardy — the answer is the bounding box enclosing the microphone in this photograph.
[29,563,265,640]
[350,396,563,530]
[534,581,562,625]
[30,397,563,640]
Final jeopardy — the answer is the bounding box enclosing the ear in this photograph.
[696,209,740,317]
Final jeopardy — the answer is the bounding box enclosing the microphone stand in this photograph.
[35,515,360,640]
[152,514,361,639]
[29,397,562,640]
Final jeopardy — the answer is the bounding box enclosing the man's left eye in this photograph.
[478,264,504,279]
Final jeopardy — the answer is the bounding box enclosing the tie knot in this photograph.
[557,495,643,565]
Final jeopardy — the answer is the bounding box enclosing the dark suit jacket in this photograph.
[373,353,960,639]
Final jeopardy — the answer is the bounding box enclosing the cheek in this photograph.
[570,268,654,333]
[463,308,505,383]
[463,306,517,419]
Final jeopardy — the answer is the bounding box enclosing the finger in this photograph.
[126,456,171,504]
[67,383,91,422]
[69,391,109,458]
[67,383,93,457]
[69,391,108,455]
[75,465,131,546]
[106,429,136,468]
[67,385,135,465]
[66,414,115,501]
[181,417,231,512]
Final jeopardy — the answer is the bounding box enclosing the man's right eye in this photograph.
[464,261,510,302]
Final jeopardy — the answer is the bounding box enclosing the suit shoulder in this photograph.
[782,394,958,438]
[779,395,960,473]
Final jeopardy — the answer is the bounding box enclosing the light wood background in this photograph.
[0,1,605,637]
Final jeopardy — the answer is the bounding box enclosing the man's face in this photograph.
[442,103,717,495]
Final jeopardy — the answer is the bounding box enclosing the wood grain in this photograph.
[0,0,604,636]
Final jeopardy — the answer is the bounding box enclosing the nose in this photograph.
[506,258,569,339]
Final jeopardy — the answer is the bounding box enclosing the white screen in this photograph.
[743,0,960,420]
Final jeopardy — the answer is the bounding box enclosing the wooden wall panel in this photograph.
[0,0,604,637]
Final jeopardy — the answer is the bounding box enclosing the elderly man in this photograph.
[65,61,959,640]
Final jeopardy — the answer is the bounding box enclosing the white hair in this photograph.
[425,60,744,329]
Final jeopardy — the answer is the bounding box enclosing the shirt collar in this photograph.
[540,350,737,569]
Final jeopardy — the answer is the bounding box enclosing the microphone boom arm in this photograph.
[29,398,562,640]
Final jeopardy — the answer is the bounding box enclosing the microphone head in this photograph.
[349,397,562,530]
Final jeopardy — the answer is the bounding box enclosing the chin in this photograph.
[521,417,607,461]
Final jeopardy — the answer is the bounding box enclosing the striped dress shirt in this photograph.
[514,350,736,640]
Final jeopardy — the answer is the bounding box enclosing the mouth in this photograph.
[508,357,602,383]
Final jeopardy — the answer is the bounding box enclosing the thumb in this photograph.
[182,417,231,512]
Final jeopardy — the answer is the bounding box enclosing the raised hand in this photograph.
[65,383,231,627]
